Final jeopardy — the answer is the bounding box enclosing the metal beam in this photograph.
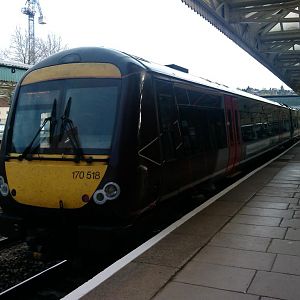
[260,30,300,42]
[230,16,300,24]
[181,0,300,93]
[230,1,299,12]
[228,0,299,9]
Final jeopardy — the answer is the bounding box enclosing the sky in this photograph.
[0,0,291,90]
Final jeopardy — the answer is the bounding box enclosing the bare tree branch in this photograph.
[35,33,68,61]
[1,27,68,64]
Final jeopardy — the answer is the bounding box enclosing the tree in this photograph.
[1,27,28,64]
[35,33,68,62]
[0,27,68,64]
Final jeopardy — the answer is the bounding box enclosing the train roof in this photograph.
[134,56,288,109]
[28,47,293,110]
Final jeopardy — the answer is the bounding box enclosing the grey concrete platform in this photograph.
[80,144,300,300]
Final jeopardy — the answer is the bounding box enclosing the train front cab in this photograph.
[0,60,144,243]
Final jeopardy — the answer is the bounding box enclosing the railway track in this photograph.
[0,236,8,248]
[0,235,22,251]
[0,252,123,300]
[0,260,68,300]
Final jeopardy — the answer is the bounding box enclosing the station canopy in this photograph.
[181,0,300,94]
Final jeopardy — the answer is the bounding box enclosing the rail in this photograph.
[0,260,68,299]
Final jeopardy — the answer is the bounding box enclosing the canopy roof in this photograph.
[181,0,300,94]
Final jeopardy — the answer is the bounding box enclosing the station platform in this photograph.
[65,143,300,300]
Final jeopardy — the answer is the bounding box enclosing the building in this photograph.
[0,98,9,124]
[0,60,30,126]
[0,60,30,141]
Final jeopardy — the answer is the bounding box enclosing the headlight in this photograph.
[104,182,120,200]
[0,183,9,196]
[93,182,121,205]
[0,176,9,196]
[93,190,106,205]
[0,176,4,186]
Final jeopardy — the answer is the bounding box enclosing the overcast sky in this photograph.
[0,0,290,90]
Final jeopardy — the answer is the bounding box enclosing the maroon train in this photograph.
[0,47,298,250]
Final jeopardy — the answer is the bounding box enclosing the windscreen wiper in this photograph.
[19,99,57,160]
[59,97,88,163]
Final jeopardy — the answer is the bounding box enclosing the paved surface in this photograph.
[81,144,300,300]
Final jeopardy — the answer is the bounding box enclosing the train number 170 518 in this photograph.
[72,171,101,180]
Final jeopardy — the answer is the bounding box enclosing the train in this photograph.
[0,47,299,252]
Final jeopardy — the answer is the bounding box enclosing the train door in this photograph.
[136,73,163,207]
[155,79,184,197]
[224,95,241,173]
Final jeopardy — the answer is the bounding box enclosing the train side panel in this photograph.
[152,75,229,200]
[149,73,296,202]
[237,97,292,161]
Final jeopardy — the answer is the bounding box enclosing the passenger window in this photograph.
[156,80,181,161]
[240,99,274,143]
[188,90,221,108]
[174,86,189,105]
[178,106,227,155]
[208,109,227,150]
[179,107,205,155]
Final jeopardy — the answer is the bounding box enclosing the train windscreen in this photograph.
[9,78,120,155]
